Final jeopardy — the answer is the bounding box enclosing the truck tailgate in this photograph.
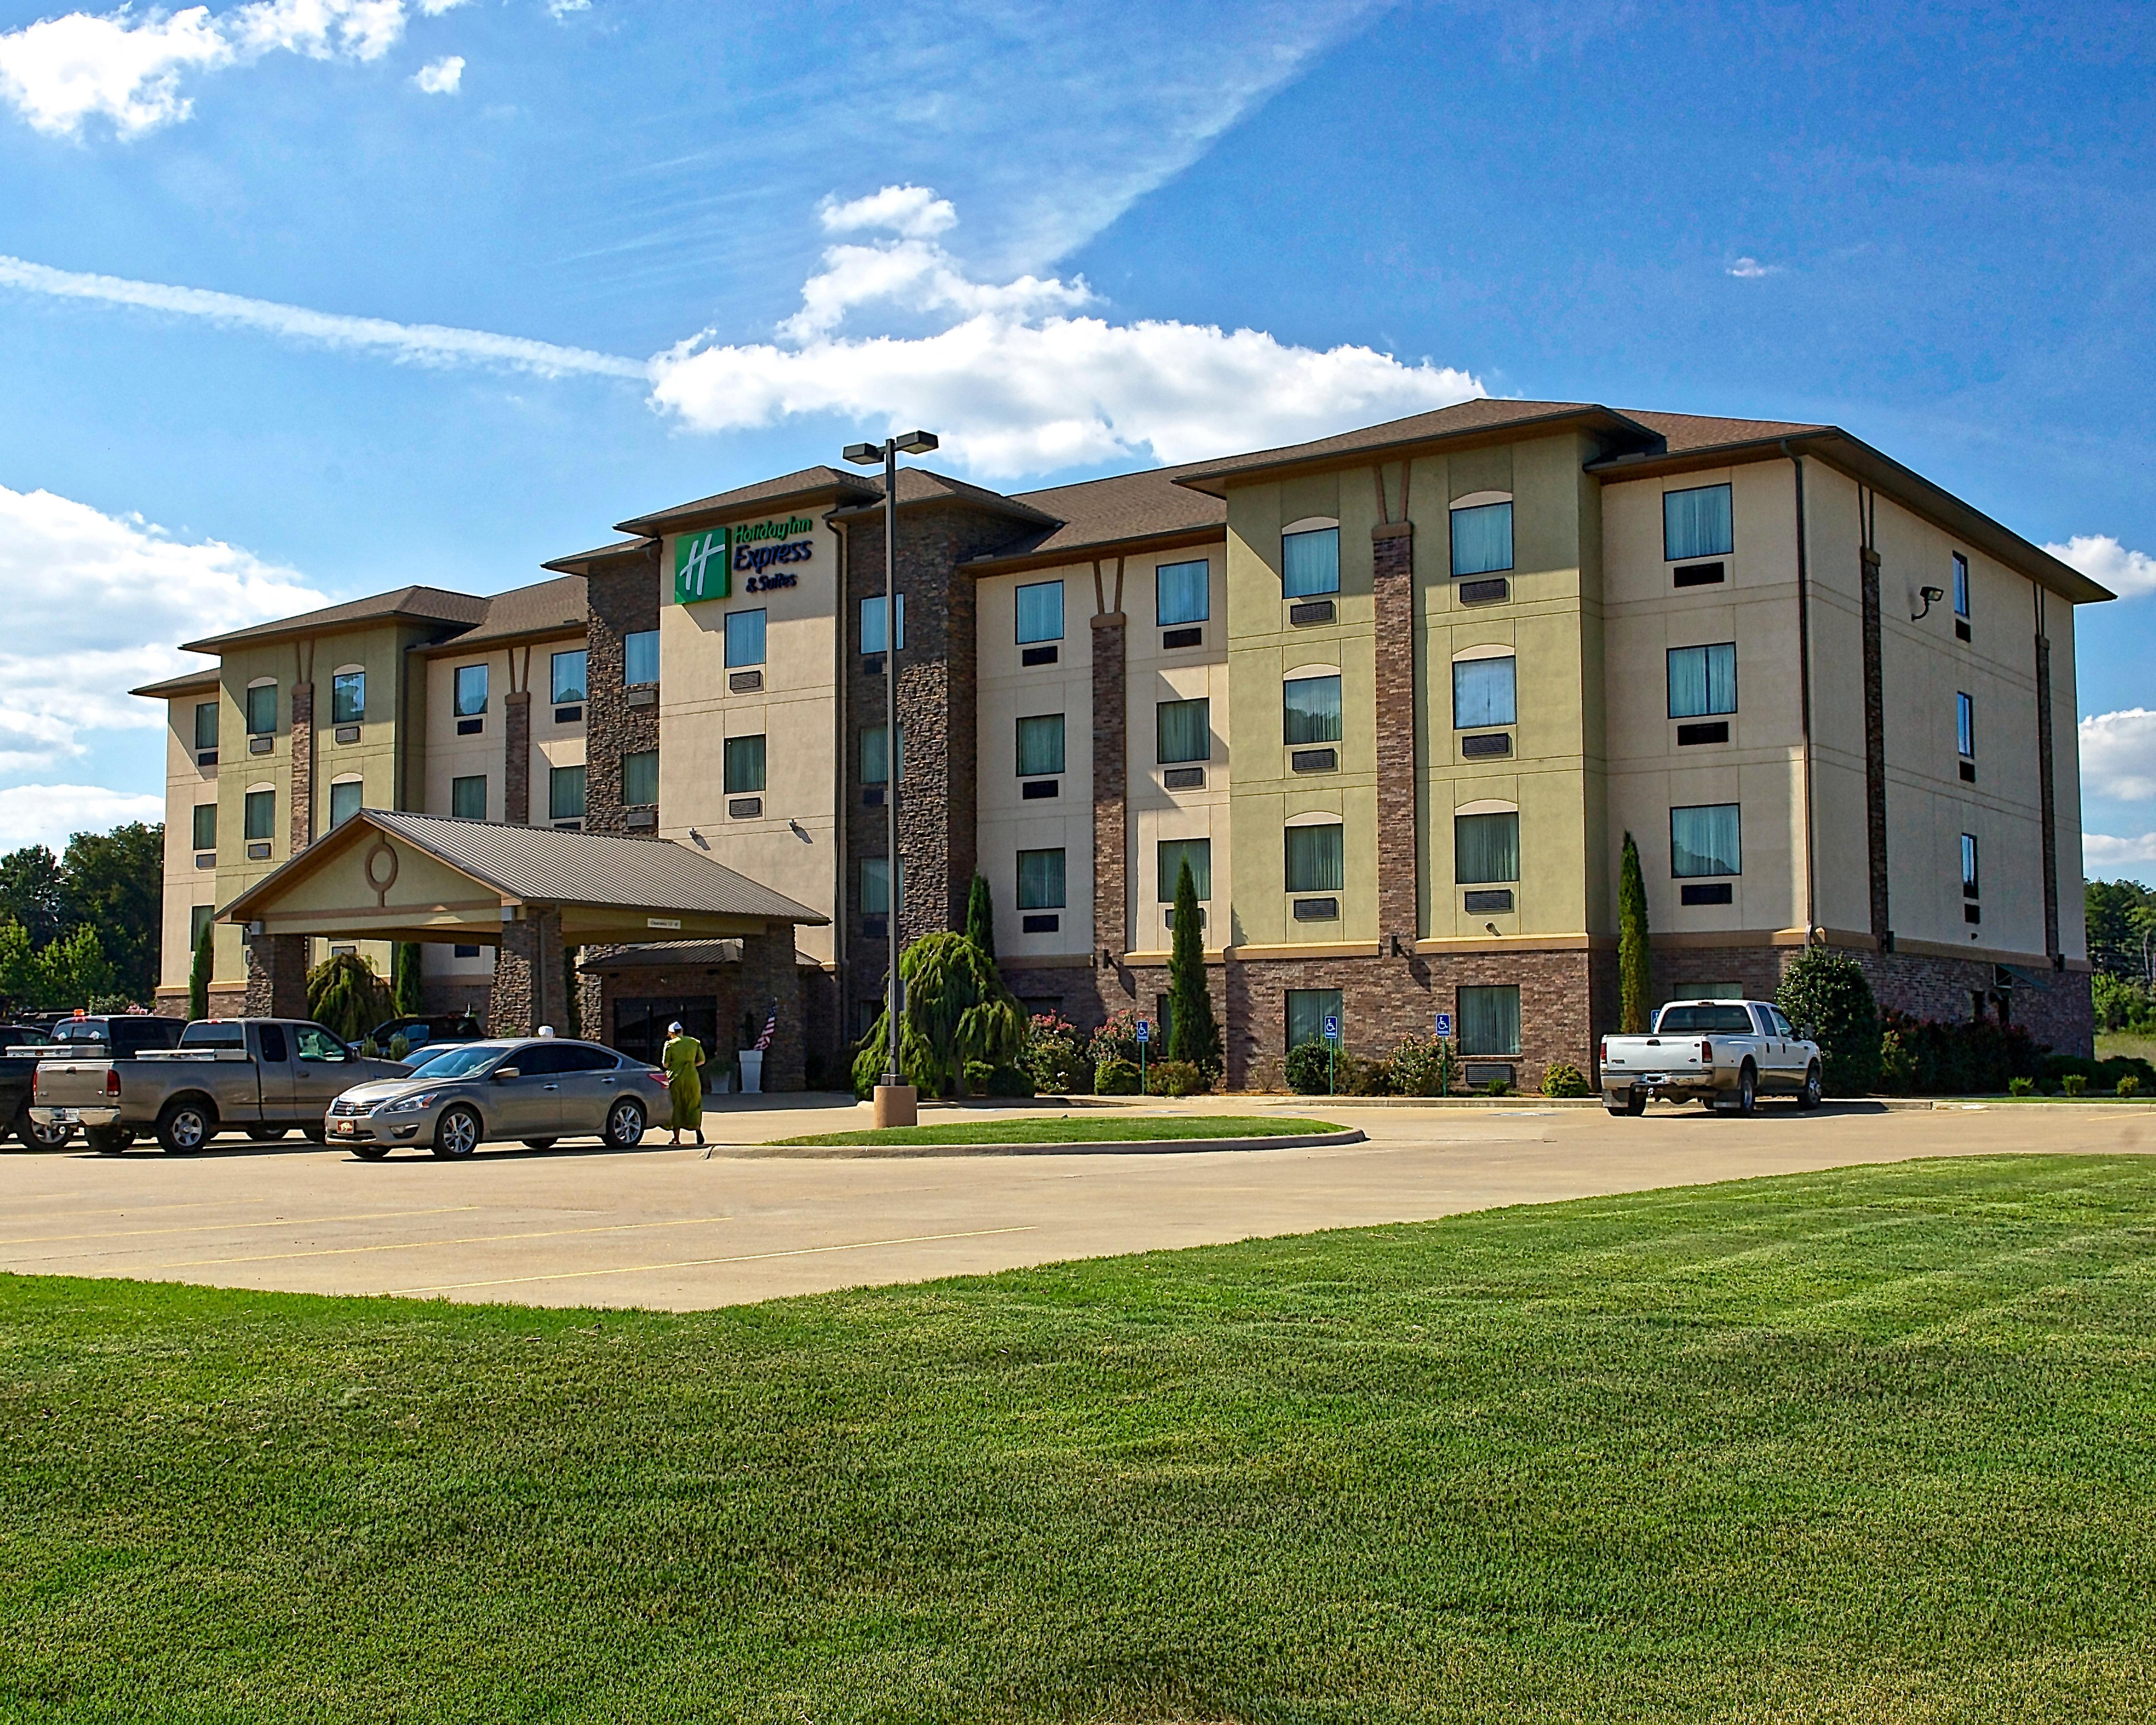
[31,1059,118,1109]
[1602,1038,1709,1076]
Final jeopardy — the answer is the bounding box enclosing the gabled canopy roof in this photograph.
[182,585,491,654]
[614,465,879,538]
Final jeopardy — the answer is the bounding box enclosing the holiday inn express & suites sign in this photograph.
[674,513,816,604]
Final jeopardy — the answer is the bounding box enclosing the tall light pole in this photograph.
[844,429,937,1123]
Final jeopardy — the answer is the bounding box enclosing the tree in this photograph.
[0,845,64,948]
[965,873,995,958]
[393,942,425,1017]
[850,932,1026,1099]
[307,953,388,1043]
[2086,878,2156,980]
[1165,856,1221,1077]
[32,926,116,1012]
[1618,831,1652,1034]
[188,916,214,1022]
[60,823,164,1003]
[0,917,33,1013]
[1777,946,1881,1096]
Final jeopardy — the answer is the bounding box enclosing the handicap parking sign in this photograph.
[1135,1018,1150,1043]
[1323,1014,1340,1041]
[1434,1012,1454,1038]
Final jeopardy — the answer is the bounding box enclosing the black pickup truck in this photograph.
[2,1015,185,1149]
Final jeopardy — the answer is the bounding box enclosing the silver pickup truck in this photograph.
[1599,999,1823,1117]
[31,1017,409,1154]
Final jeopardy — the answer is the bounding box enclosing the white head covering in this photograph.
[667,1020,685,1035]
[536,1024,556,1037]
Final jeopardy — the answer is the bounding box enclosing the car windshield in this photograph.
[1655,1004,1756,1034]
[181,1022,246,1048]
[402,1044,506,1080]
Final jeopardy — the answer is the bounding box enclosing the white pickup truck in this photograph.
[1599,999,1822,1117]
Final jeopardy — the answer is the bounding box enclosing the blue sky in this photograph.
[1,0,2151,869]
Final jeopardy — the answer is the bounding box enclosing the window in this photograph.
[1156,559,1209,626]
[1156,837,1212,902]
[294,1024,350,1064]
[1283,675,1343,745]
[191,803,217,852]
[623,749,659,808]
[1667,643,1738,718]
[860,724,902,785]
[1664,483,1734,561]
[1015,713,1065,778]
[1671,803,1741,877]
[624,629,659,686]
[724,609,766,667]
[724,735,766,794]
[1459,985,1521,1056]
[1285,823,1345,893]
[1156,697,1211,764]
[1450,501,1514,576]
[1281,525,1340,598]
[1957,692,1975,759]
[245,683,276,735]
[451,775,487,820]
[243,788,274,842]
[189,903,214,950]
[860,593,905,654]
[551,650,588,704]
[1017,847,1067,910]
[1454,811,1520,884]
[1952,553,1970,620]
[1452,656,1517,729]
[861,856,894,914]
[328,779,363,828]
[1962,832,1980,896]
[454,664,488,717]
[193,702,218,751]
[1015,580,1064,644]
[1286,988,1342,1050]
[331,670,365,726]
[549,764,587,822]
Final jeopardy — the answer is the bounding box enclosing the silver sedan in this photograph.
[325,1038,672,1159]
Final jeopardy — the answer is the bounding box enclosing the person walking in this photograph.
[661,1020,706,1147]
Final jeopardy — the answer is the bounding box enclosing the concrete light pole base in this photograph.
[873,1084,919,1128]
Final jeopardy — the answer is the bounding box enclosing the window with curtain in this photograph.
[1015,580,1064,644]
[328,781,363,828]
[724,735,766,794]
[189,903,215,951]
[860,593,906,654]
[1957,692,1975,758]
[1156,697,1211,764]
[1156,560,1209,625]
[244,788,273,841]
[1666,643,1738,718]
[549,765,587,821]
[1961,832,1980,894]
[624,629,659,686]
[191,803,217,851]
[1452,656,1516,728]
[551,650,588,704]
[1454,811,1520,883]
[1450,501,1514,576]
[1285,823,1345,893]
[453,664,488,716]
[1156,838,1212,902]
[1663,484,1734,561]
[194,702,219,751]
[1281,526,1340,598]
[1017,847,1066,910]
[1952,553,1970,620]
[724,609,766,667]
[1286,988,1342,1050]
[1015,713,1065,777]
[331,671,364,725]
[623,749,659,807]
[245,684,276,734]
[451,775,486,819]
[1282,675,1342,744]
[1671,803,1741,877]
[1459,985,1521,1055]
[860,724,902,785]
[860,856,894,914]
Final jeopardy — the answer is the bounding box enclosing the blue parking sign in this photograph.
[1323,1014,1340,1041]
[1135,1018,1150,1043]
[1434,1012,1454,1039]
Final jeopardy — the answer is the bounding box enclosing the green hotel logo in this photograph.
[674,528,730,604]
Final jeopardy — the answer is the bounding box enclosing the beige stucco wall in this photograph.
[155,689,224,998]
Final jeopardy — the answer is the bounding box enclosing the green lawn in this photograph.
[768,1113,1341,1147]
[5,1156,2156,1722]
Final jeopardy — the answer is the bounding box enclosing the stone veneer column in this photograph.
[1859,546,1889,942]
[243,932,309,1018]
[490,908,564,1035]
[1370,524,1419,947]
[2035,598,2060,960]
[1091,611,1128,961]
[288,681,315,853]
[736,928,804,1091]
[504,691,533,825]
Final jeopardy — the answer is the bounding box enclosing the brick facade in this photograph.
[1371,523,1419,946]
[582,543,662,837]
[1091,612,1128,961]
[243,932,309,1018]
[289,681,315,854]
[504,691,532,826]
[491,908,566,1036]
[1860,547,1890,940]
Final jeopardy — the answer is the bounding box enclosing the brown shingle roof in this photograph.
[1615,408,1829,451]
[615,466,879,537]
[413,575,586,656]
[129,667,221,699]
[962,467,1225,569]
[826,465,1062,527]
[540,536,651,575]
[181,585,489,654]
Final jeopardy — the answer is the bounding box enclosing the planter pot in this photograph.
[738,1050,764,1095]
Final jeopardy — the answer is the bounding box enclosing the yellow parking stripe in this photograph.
[160,1214,736,1269]
[0,1205,480,1248]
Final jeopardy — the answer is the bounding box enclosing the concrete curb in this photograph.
[731,1127,1369,1160]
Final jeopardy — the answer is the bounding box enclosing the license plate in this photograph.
[49,1108,77,1123]
[335,1121,356,1136]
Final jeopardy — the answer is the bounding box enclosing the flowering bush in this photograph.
[1025,1013,1091,1094]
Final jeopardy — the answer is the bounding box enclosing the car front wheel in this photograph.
[1798,1063,1822,1110]
[603,1098,646,1149]
[155,1099,216,1155]
[433,1104,482,1159]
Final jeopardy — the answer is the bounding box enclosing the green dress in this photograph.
[662,1034,705,1132]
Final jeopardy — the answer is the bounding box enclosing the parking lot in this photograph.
[3,1094,2150,1310]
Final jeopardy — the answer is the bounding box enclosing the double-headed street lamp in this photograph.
[843,429,938,1115]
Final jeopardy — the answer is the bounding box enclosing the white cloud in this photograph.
[2045,533,2156,599]
[0,484,326,777]
[0,785,170,852]
[2083,832,2156,877]
[413,52,461,93]
[2080,709,2156,803]
[1727,257,1778,279]
[545,0,589,15]
[821,185,957,242]
[0,0,460,138]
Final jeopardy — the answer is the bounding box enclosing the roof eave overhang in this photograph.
[961,523,1229,578]
[615,481,879,539]
[540,539,654,576]
[129,675,220,700]
[409,622,589,660]
[825,493,1061,531]
[180,611,475,657]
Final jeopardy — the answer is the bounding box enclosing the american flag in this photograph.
[754,1006,776,1052]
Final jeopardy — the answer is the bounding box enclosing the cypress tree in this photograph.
[1166,857,1221,1077]
[1618,831,1652,1034]
[965,873,996,958]
[187,915,214,1022]
[393,941,424,1016]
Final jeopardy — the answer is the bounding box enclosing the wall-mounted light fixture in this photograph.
[1912,585,1946,621]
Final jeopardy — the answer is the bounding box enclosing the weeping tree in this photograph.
[965,873,995,958]
[187,916,214,1022]
[851,930,1026,1099]
[1618,831,1653,1034]
[392,942,424,1017]
[1166,856,1221,1078]
[307,952,388,1044]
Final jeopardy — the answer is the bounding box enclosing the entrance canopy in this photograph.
[220,810,827,946]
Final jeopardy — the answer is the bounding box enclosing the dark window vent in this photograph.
[1165,906,1205,929]
[862,916,886,940]
[1964,880,1981,900]
[627,686,659,708]
[862,786,885,807]
[1680,882,1735,906]
[1459,577,1510,605]
[1673,562,1726,588]
[456,717,483,736]
[1464,889,1514,914]
[454,944,481,959]
[196,750,218,767]
[1461,732,1512,759]
[727,797,762,818]
[1022,779,1060,800]
[1964,903,1982,924]
[335,724,360,745]
[1289,599,1336,626]
[728,671,762,693]
[861,654,885,676]
[249,735,275,754]
[553,820,582,832]
[1959,760,1977,783]
[1162,626,1203,650]
[1021,644,1059,666]
[194,852,216,869]
[1292,897,1340,921]
[1021,914,1060,934]
[1463,1063,1515,1089]
[246,841,271,860]
[627,809,658,830]
[1163,767,1207,790]
[1955,619,1972,643]
[1676,721,1730,746]
[1290,748,1337,774]
[554,706,582,724]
